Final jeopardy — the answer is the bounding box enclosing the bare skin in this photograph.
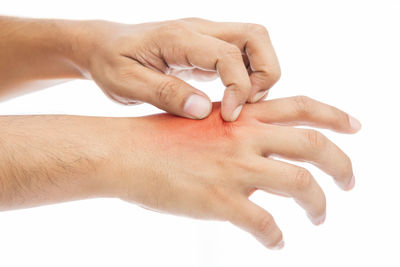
[0,16,280,121]
[0,96,361,249]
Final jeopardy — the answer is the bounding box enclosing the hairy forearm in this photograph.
[0,115,125,210]
[0,16,91,99]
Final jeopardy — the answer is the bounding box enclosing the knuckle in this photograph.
[156,79,179,106]
[270,67,282,83]
[181,17,205,23]
[255,214,274,235]
[293,95,313,117]
[293,168,313,191]
[159,21,190,37]
[304,129,327,150]
[265,68,281,84]
[256,68,281,87]
[244,23,269,36]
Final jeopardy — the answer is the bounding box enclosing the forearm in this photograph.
[0,115,125,211]
[0,16,91,99]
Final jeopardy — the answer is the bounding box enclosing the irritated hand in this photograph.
[113,96,361,249]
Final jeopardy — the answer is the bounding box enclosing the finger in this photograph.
[246,96,362,133]
[186,33,251,121]
[182,18,281,102]
[110,58,212,119]
[225,196,284,249]
[242,25,281,102]
[161,30,252,121]
[254,124,354,190]
[247,157,326,225]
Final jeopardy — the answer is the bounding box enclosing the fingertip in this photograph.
[270,239,285,250]
[257,223,284,251]
[345,175,355,191]
[307,212,326,226]
[336,175,355,191]
[250,90,268,103]
[231,105,243,121]
[183,94,212,119]
[348,114,362,132]
[221,103,243,122]
[221,84,248,121]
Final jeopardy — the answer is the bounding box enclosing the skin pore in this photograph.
[0,96,360,250]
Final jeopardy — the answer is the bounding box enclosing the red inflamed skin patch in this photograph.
[145,103,245,141]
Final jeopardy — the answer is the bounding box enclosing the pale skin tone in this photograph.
[0,16,362,250]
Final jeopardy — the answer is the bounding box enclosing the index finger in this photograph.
[243,23,281,102]
[167,30,252,121]
[182,18,281,102]
[245,96,362,133]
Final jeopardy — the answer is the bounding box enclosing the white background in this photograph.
[1,0,399,266]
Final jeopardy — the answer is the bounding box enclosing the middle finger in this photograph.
[252,124,354,190]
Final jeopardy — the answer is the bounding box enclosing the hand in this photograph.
[111,96,361,249]
[73,18,280,121]
[0,96,361,249]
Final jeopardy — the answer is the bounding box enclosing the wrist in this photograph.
[101,116,157,202]
[85,117,128,199]
[51,19,95,79]
[58,19,115,80]
[93,116,149,200]
[23,18,90,80]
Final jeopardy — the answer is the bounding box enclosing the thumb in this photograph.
[136,66,212,119]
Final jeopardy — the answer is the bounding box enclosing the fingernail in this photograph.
[231,105,243,121]
[183,94,211,119]
[272,240,285,250]
[348,115,362,131]
[346,175,355,191]
[314,213,326,225]
[251,90,268,103]
[320,213,326,224]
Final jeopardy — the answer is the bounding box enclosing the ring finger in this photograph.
[244,157,326,225]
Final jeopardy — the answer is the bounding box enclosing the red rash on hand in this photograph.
[145,103,244,142]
